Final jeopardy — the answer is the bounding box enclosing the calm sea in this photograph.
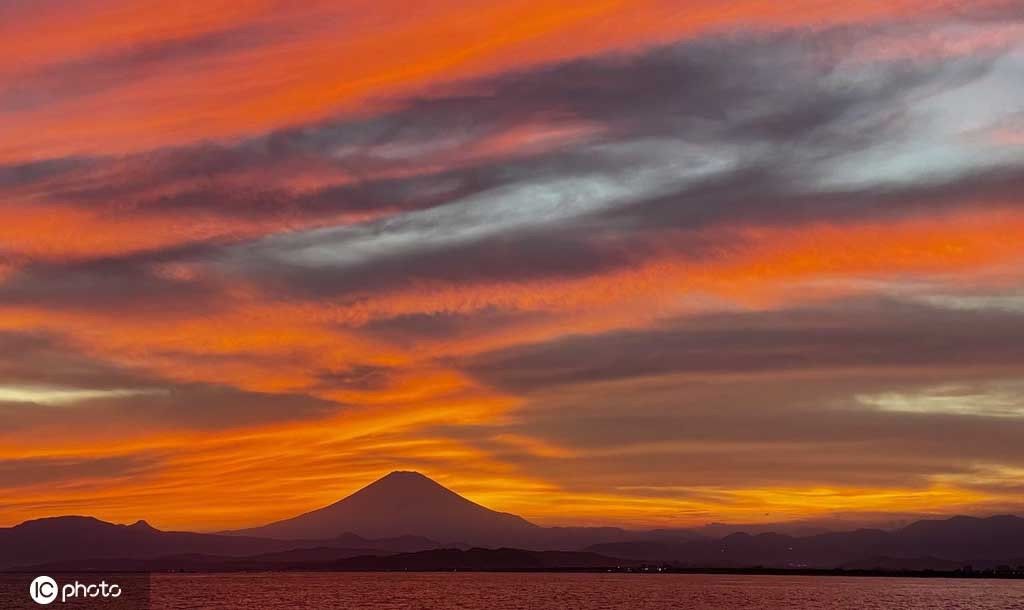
[149,572,1024,609]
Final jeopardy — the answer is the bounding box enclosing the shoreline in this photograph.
[10,567,1022,580]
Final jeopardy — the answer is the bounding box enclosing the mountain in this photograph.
[0,516,294,569]
[588,529,891,567]
[587,515,1024,568]
[227,471,539,546]
[225,471,682,549]
[4,475,1023,572]
[894,514,1024,559]
[0,515,434,570]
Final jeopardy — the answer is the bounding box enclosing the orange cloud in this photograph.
[0,0,973,161]
[2,1,1022,531]
[2,205,1022,528]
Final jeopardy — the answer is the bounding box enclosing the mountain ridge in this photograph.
[0,514,436,570]
[4,472,1023,571]
[586,514,1024,568]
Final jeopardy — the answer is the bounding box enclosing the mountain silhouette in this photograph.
[4,473,1024,572]
[228,471,539,545]
[587,515,1024,568]
[0,516,297,569]
[894,514,1024,559]
[0,515,435,570]
[7,513,1024,573]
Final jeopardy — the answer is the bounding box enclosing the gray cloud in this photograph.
[0,331,155,391]
[0,454,163,489]
[214,24,1020,299]
[313,365,398,393]
[426,296,1024,493]
[0,383,342,434]
[2,20,1019,312]
[8,19,1016,221]
[429,370,1024,494]
[0,331,341,432]
[459,299,1024,392]
[0,22,293,113]
[0,256,225,314]
[356,307,548,342]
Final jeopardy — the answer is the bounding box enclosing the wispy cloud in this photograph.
[1,3,1023,529]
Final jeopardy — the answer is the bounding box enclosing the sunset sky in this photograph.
[1,0,1023,532]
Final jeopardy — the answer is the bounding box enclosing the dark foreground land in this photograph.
[9,547,1024,579]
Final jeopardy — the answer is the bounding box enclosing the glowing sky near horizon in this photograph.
[1,0,1024,531]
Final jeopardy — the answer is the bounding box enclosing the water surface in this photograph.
[150,572,1024,609]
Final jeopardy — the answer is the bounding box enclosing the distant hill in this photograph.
[226,471,540,545]
[587,515,1024,568]
[0,515,434,570]
[0,516,295,569]
[894,515,1024,559]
